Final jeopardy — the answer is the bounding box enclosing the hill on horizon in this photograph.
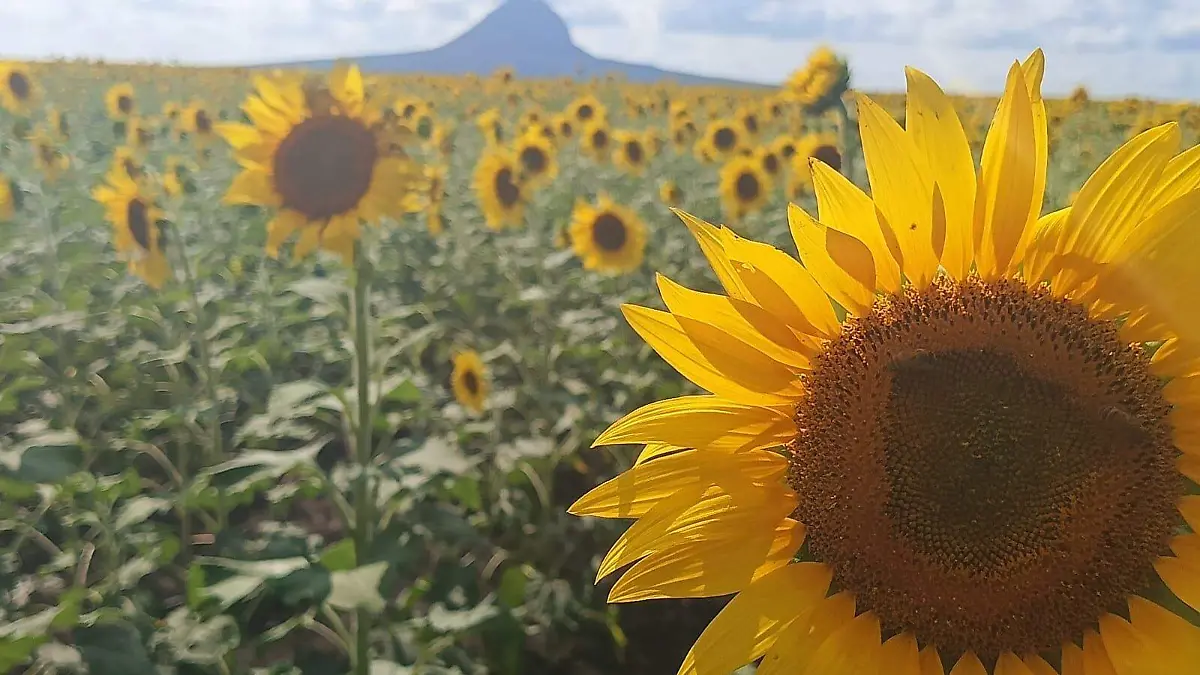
[264,0,761,87]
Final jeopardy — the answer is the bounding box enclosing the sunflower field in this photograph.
[1,45,1200,675]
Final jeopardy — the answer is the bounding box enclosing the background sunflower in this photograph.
[451,350,488,413]
[473,148,526,230]
[569,194,647,274]
[91,169,169,288]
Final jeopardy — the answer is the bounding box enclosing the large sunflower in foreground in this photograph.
[92,169,169,288]
[0,62,38,115]
[451,350,488,414]
[569,194,647,274]
[219,64,420,262]
[570,50,1200,675]
[473,148,526,230]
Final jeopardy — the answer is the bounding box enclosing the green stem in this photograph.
[834,99,857,184]
[351,243,375,675]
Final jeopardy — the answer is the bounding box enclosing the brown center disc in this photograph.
[591,213,628,252]
[789,276,1180,661]
[272,115,378,220]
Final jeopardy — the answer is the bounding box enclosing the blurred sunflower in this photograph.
[569,194,647,274]
[162,156,197,197]
[553,114,575,140]
[219,63,421,261]
[31,132,69,182]
[513,129,558,188]
[567,94,606,126]
[659,179,683,208]
[473,148,525,230]
[182,103,216,146]
[92,169,169,288]
[403,163,448,235]
[47,107,69,140]
[571,49,1200,675]
[0,174,14,220]
[788,132,841,197]
[476,107,504,145]
[719,153,772,220]
[783,44,851,114]
[0,62,38,114]
[580,121,612,162]
[126,117,154,149]
[111,146,145,183]
[105,82,137,120]
[162,101,182,123]
[737,106,761,138]
[451,350,488,414]
[756,146,782,178]
[771,134,798,162]
[612,130,649,175]
[698,119,741,161]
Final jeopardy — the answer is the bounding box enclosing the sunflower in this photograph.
[31,132,69,182]
[570,49,1200,675]
[162,101,182,123]
[0,174,14,221]
[771,134,798,162]
[567,94,606,126]
[613,130,650,175]
[787,132,841,198]
[737,106,761,138]
[218,63,421,262]
[554,114,575,140]
[756,146,782,177]
[0,62,38,114]
[659,179,683,208]
[125,117,154,149]
[403,164,448,235]
[105,82,137,120]
[569,193,647,274]
[111,146,145,183]
[92,169,169,288]
[473,148,525,230]
[784,44,851,114]
[580,121,612,162]
[698,119,741,161]
[162,156,197,197]
[47,107,69,140]
[719,153,772,221]
[451,350,488,414]
[476,107,504,145]
[182,103,216,146]
[513,129,558,189]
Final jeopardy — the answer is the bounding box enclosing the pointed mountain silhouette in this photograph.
[270,0,755,86]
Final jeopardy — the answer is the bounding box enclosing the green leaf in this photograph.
[369,661,414,675]
[199,556,312,609]
[326,561,388,612]
[152,608,240,665]
[200,437,326,493]
[318,539,357,572]
[75,622,156,675]
[0,591,81,670]
[113,496,171,530]
[497,566,529,608]
[0,426,83,484]
[424,602,498,633]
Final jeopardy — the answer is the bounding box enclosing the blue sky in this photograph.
[1,0,1199,98]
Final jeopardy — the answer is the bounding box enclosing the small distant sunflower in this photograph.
[699,119,741,161]
[31,132,69,182]
[451,350,488,414]
[0,174,14,221]
[219,63,421,262]
[105,82,137,120]
[182,103,216,146]
[92,169,169,288]
[757,146,782,177]
[719,153,772,221]
[125,117,154,149]
[513,130,558,188]
[612,130,650,175]
[162,101,182,123]
[476,108,504,145]
[0,62,38,114]
[162,156,197,197]
[473,148,525,230]
[737,106,761,138]
[771,134,798,161]
[403,163,448,235]
[659,179,683,208]
[567,94,606,126]
[569,194,647,274]
[580,121,612,162]
[788,132,841,197]
[554,114,575,140]
[47,107,69,140]
[111,146,145,183]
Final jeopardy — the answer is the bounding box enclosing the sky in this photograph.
[2,0,1200,98]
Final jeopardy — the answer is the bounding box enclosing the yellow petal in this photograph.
[657,274,817,369]
[1082,629,1118,675]
[621,304,805,406]
[949,652,988,675]
[568,447,787,518]
[1164,374,1200,406]
[857,92,938,287]
[1182,496,1200,531]
[877,633,921,675]
[975,61,1038,279]
[593,395,794,452]
[919,647,944,675]
[904,67,976,280]
[1022,654,1058,675]
[678,563,834,675]
[224,167,281,207]
[1153,555,1200,612]
[802,611,881,674]
[1180,454,1200,485]
[675,209,752,299]
[1097,613,1176,675]
[1025,206,1072,284]
[215,122,262,149]
[810,162,902,294]
[995,652,1035,675]
[719,230,842,339]
[596,480,797,581]
[291,224,321,259]
[1011,49,1049,275]
[756,593,856,675]
[1144,143,1200,217]
[608,518,805,602]
[1061,642,1085,675]
[788,203,876,316]
[1061,123,1179,265]
[635,442,685,465]
[1151,338,1200,378]
[1127,597,1200,667]
[265,209,306,258]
